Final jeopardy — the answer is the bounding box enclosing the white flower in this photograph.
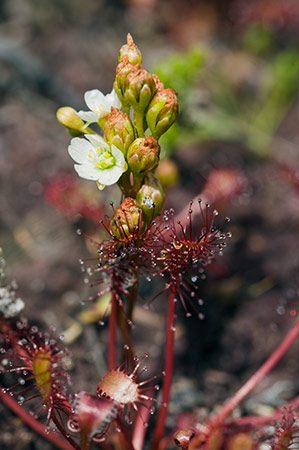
[77,88,122,124]
[68,134,127,190]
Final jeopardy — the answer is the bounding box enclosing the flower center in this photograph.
[95,150,115,169]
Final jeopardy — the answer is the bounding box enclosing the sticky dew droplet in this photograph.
[149,406,155,415]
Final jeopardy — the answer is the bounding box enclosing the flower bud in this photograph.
[114,56,135,109]
[119,33,142,65]
[56,107,86,135]
[110,198,141,239]
[104,107,135,155]
[146,88,179,139]
[124,67,157,114]
[136,173,165,223]
[156,159,179,188]
[127,137,160,176]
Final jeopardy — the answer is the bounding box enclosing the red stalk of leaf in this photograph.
[151,288,177,450]
[0,388,75,450]
[189,318,299,449]
[209,318,299,427]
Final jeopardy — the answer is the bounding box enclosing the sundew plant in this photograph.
[1,35,299,450]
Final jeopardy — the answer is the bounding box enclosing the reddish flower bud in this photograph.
[104,107,135,155]
[119,33,142,65]
[110,198,142,240]
[127,137,160,176]
[125,66,157,114]
[146,88,178,139]
[114,56,136,110]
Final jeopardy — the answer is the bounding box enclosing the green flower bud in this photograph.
[114,56,135,110]
[119,33,142,65]
[110,197,141,239]
[127,137,160,176]
[124,67,157,114]
[156,159,179,188]
[136,173,165,223]
[146,88,179,139]
[104,107,135,155]
[56,107,86,135]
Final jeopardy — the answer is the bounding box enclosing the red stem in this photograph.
[108,291,117,371]
[0,389,74,450]
[151,289,177,450]
[209,318,299,428]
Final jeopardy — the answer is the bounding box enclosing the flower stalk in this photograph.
[109,291,118,371]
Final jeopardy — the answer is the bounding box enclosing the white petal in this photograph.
[68,138,92,164]
[85,134,108,150]
[96,166,123,185]
[74,164,100,180]
[84,89,105,112]
[105,88,122,109]
[111,145,125,169]
[76,110,100,123]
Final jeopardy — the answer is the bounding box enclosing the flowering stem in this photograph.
[117,302,134,367]
[119,170,143,198]
[134,112,144,138]
[109,290,117,371]
[0,389,75,450]
[151,288,177,450]
[116,281,138,367]
[209,318,299,428]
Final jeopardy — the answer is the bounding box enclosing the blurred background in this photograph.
[1,0,299,448]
